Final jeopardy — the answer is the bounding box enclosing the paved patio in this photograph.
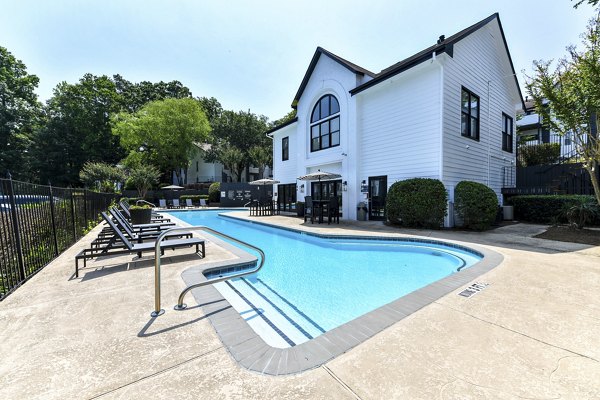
[0,210,599,399]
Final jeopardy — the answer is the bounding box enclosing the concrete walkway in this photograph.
[0,211,599,399]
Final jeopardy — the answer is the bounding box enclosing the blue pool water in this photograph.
[168,210,482,347]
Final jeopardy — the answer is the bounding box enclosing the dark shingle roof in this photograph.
[291,13,525,111]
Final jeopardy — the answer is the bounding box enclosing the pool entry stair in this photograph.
[216,277,326,348]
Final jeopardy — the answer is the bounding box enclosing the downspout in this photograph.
[432,51,447,225]
[487,80,491,186]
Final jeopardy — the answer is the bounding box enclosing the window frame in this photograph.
[282,136,289,161]
[461,87,480,141]
[502,112,513,153]
[310,94,341,152]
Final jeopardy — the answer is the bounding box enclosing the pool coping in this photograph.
[165,210,504,376]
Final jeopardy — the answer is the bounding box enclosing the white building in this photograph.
[267,13,524,224]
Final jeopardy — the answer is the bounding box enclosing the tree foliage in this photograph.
[526,14,600,205]
[0,46,41,180]
[112,98,211,184]
[127,164,161,198]
[79,161,125,192]
[206,110,270,181]
[573,0,599,8]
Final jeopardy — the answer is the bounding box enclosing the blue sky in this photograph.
[0,0,594,121]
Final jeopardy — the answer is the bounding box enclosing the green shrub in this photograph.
[121,197,142,205]
[518,143,560,166]
[561,198,600,229]
[208,182,221,203]
[386,178,447,229]
[508,195,599,224]
[129,204,151,210]
[454,181,498,230]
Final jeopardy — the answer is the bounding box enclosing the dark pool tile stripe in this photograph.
[240,278,314,341]
[225,280,295,347]
[256,278,326,334]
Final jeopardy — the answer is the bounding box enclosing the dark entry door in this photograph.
[368,176,387,220]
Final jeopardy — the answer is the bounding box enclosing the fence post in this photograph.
[6,174,26,281]
[83,189,88,229]
[70,188,77,241]
[48,182,59,256]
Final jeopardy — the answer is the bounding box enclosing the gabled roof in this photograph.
[350,13,525,110]
[265,116,298,136]
[290,13,525,111]
[291,47,375,108]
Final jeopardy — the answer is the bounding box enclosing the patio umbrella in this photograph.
[297,170,342,201]
[161,184,184,190]
[297,170,341,182]
[249,178,280,202]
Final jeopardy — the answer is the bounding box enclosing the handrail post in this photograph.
[6,174,26,281]
[69,189,77,241]
[151,225,266,317]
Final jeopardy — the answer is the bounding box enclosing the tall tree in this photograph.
[526,14,600,205]
[197,96,223,125]
[113,74,193,113]
[0,46,41,180]
[32,74,123,185]
[112,98,211,184]
[207,109,270,181]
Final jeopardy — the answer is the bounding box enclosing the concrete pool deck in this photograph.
[1,210,599,399]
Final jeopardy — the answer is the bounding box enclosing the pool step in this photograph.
[215,277,325,348]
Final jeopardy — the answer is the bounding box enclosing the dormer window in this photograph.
[310,94,340,152]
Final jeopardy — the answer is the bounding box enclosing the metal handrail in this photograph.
[136,199,156,208]
[151,226,265,317]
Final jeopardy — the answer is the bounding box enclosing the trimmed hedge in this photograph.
[454,181,498,230]
[386,178,447,229]
[519,143,560,166]
[507,195,599,224]
[208,182,221,203]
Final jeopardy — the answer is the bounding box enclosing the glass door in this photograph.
[368,176,387,221]
[277,183,296,212]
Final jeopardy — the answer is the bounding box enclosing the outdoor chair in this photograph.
[75,212,205,278]
[327,196,340,224]
[172,199,181,209]
[185,198,194,208]
[159,199,167,208]
[304,196,315,223]
[199,199,208,208]
[92,208,192,249]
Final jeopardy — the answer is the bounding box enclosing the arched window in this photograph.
[310,94,340,152]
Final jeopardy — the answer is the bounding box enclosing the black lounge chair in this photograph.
[91,208,192,249]
[75,212,205,278]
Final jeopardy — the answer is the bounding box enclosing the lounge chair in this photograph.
[199,199,208,208]
[75,212,205,278]
[110,207,175,232]
[172,199,181,209]
[159,199,167,208]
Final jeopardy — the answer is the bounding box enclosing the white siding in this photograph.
[442,20,520,204]
[357,63,441,185]
[272,123,298,186]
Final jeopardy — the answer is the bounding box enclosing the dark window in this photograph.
[461,87,479,140]
[282,136,289,161]
[196,161,199,172]
[502,113,513,152]
[310,94,340,152]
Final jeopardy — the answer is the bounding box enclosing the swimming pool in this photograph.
[168,210,483,349]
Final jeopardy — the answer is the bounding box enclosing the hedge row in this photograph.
[455,181,498,230]
[507,195,599,224]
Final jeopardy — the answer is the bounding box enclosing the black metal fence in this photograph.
[502,162,599,196]
[0,177,117,299]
